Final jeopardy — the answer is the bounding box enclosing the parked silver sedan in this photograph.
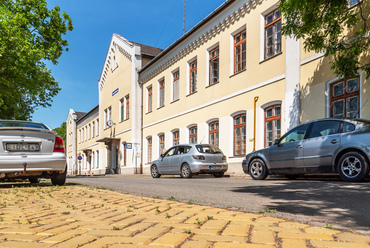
[242,118,370,182]
[0,120,67,185]
[151,144,228,178]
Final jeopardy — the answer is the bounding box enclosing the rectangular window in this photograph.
[234,30,246,73]
[104,109,108,129]
[88,124,91,140]
[330,77,360,118]
[125,95,129,119]
[265,9,281,59]
[159,134,165,155]
[234,114,246,156]
[189,126,197,144]
[147,137,152,163]
[120,98,124,122]
[209,47,219,85]
[79,130,81,144]
[173,131,179,146]
[173,71,180,101]
[96,119,99,136]
[189,60,197,94]
[265,105,281,147]
[209,121,219,147]
[159,80,165,108]
[92,122,95,138]
[148,86,152,113]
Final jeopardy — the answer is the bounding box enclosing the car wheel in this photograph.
[151,165,161,178]
[338,151,369,182]
[249,158,268,180]
[29,178,40,184]
[51,166,67,186]
[181,163,193,178]
[213,172,224,178]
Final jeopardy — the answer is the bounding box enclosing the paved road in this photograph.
[67,175,370,233]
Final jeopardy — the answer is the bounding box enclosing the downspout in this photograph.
[253,96,259,151]
[139,76,143,174]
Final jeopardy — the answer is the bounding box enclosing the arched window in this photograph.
[234,114,246,155]
[189,126,197,144]
[265,104,281,147]
[209,121,219,147]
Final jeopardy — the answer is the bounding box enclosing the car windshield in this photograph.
[0,121,48,130]
[195,144,222,154]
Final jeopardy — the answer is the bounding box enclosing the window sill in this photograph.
[186,91,198,97]
[145,111,152,115]
[206,81,219,88]
[259,52,283,64]
[171,99,180,104]
[230,69,246,78]
[157,106,165,110]
[229,155,246,159]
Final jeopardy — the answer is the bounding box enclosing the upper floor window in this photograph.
[159,80,165,108]
[209,47,219,85]
[209,121,219,147]
[234,30,246,73]
[159,134,165,155]
[330,77,360,118]
[96,119,99,136]
[125,95,130,120]
[189,126,197,144]
[265,9,282,59]
[148,86,152,113]
[120,98,125,122]
[78,130,81,144]
[234,114,246,156]
[189,60,197,94]
[265,105,281,147]
[173,131,179,146]
[92,122,95,138]
[173,71,180,102]
[88,124,91,140]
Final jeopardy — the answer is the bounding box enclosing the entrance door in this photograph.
[112,143,117,171]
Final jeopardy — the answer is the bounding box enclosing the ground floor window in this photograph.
[173,131,179,146]
[265,104,281,147]
[189,126,197,144]
[234,114,246,156]
[159,134,165,155]
[330,77,360,118]
[209,121,219,147]
[147,137,152,163]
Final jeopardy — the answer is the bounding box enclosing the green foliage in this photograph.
[279,0,370,79]
[0,0,73,120]
[53,122,66,145]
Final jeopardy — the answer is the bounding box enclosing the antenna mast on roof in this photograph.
[183,0,185,35]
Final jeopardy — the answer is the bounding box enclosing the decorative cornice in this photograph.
[140,0,263,84]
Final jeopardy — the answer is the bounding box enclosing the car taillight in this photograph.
[192,155,205,160]
[222,155,227,161]
[54,137,65,153]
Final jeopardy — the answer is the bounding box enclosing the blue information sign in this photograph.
[112,88,119,96]
[126,143,132,149]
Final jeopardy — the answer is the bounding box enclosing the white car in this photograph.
[0,120,67,185]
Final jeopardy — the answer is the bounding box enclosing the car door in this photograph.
[167,145,185,174]
[158,146,177,173]
[303,120,341,173]
[268,123,310,174]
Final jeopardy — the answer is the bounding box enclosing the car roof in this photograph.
[301,117,366,125]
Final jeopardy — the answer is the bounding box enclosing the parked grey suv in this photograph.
[242,118,370,182]
[151,144,228,178]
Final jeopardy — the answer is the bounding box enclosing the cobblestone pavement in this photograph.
[0,183,369,248]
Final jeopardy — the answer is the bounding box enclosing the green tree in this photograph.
[279,0,370,78]
[0,0,73,120]
[53,122,66,145]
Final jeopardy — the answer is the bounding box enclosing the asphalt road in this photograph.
[66,174,370,234]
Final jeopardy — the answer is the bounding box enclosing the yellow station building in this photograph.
[66,0,369,176]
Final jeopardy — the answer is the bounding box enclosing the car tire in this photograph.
[249,158,268,180]
[213,172,224,178]
[51,166,67,186]
[181,163,193,178]
[338,151,369,182]
[151,165,161,178]
[29,178,40,184]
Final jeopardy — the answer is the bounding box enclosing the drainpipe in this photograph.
[253,96,259,151]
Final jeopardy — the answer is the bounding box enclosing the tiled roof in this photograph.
[75,112,86,120]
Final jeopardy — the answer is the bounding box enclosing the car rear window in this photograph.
[195,144,222,154]
[0,121,48,130]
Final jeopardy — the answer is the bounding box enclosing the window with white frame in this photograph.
[209,121,219,147]
[209,47,219,85]
[92,122,95,138]
[159,80,165,108]
[234,30,246,73]
[159,134,165,155]
[173,71,180,101]
[330,77,360,118]
[173,130,179,146]
[265,104,281,147]
[265,9,282,59]
[189,60,197,94]
[147,86,153,113]
[96,119,99,136]
[147,137,152,163]
[234,114,246,156]
[125,95,129,120]
[120,98,124,122]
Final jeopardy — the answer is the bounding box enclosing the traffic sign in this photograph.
[78,155,83,161]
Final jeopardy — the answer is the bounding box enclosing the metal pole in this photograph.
[253,96,259,151]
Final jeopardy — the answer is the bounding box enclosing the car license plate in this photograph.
[6,143,40,152]
[210,166,221,170]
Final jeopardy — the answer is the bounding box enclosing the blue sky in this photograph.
[32,0,227,129]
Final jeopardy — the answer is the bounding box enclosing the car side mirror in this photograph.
[160,154,165,158]
[274,139,279,145]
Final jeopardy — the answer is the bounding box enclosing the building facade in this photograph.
[67,0,369,176]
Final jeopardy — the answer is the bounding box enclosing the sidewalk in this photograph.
[0,183,369,248]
